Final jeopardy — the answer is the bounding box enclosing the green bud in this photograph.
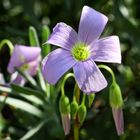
[70,100,79,119]
[77,105,87,125]
[109,82,123,108]
[59,95,70,114]
[42,25,50,43]
[41,25,51,57]
[88,93,95,108]
[29,26,40,47]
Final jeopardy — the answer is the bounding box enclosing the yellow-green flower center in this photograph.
[20,64,29,71]
[72,42,90,61]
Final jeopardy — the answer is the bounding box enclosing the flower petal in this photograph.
[112,107,124,136]
[27,57,41,76]
[46,22,78,50]
[78,6,108,45]
[42,48,76,84]
[91,36,121,64]
[73,59,107,93]
[11,72,26,86]
[61,114,71,135]
[8,45,41,73]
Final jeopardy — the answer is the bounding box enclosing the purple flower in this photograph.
[8,45,41,85]
[42,6,121,93]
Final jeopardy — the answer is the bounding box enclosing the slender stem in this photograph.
[98,64,116,83]
[81,93,86,105]
[74,120,79,140]
[61,73,74,96]
[74,84,80,103]
[0,39,14,55]
[73,84,80,140]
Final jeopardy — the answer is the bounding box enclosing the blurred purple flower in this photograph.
[8,45,41,85]
[42,6,121,94]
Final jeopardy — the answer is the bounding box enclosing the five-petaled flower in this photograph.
[42,6,121,94]
[8,45,41,85]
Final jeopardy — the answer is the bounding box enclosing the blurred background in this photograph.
[0,0,140,140]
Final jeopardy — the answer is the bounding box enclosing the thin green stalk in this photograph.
[74,84,80,103]
[0,39,14,55]
[81,93,86,105]
[98,64,116,83]
[73,84,80,140]
[74,121,79,140]
[61,73,74,96]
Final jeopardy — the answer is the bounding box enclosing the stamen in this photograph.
[72,42,90,61]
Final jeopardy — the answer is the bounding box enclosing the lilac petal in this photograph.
[78,6,108,45]
[46,22,78,50]
[61,114,71,135]
[42,48,76,84]
[73,59,107,93]
[27,57,41,76]
[11,73,26,86]
[8,45,41,73]
[112,107,124,136]
[90,36,121,64]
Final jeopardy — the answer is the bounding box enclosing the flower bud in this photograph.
[109,82,123,108]
[88,93,95,108]
[59,95,70,114]
[112,107,124,136]
[59,95,71,135]
[109,82,124,136]
[71,100,79,119]
[77,104,87,125]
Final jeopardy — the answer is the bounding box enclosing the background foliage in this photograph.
[0,0,140,140]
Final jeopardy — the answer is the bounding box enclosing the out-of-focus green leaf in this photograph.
[20,121,46,140]
[0,96,43,118]
[10,84,45,102]
[15,68,38,88]
[20,94,44,106]
[37,69,47,94]
[0,86,11,93]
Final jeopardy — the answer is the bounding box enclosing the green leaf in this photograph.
[37,69,47,94]
[11,84,45,102]
[15,67,38,88]
[20,94,44,106]
[20,121,47,140]
[0,86,11,93]
[29,26,40,47]
[0,96,43,118]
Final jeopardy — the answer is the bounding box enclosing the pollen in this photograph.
[72,42,90,61]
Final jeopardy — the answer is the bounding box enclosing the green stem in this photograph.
[81,93,86,105]
[74,84,80,103]
[61,73,74,96]
[73,84,80,140]
[0,39,14,55]
[74,121,79,140]
[98,64,116,83]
